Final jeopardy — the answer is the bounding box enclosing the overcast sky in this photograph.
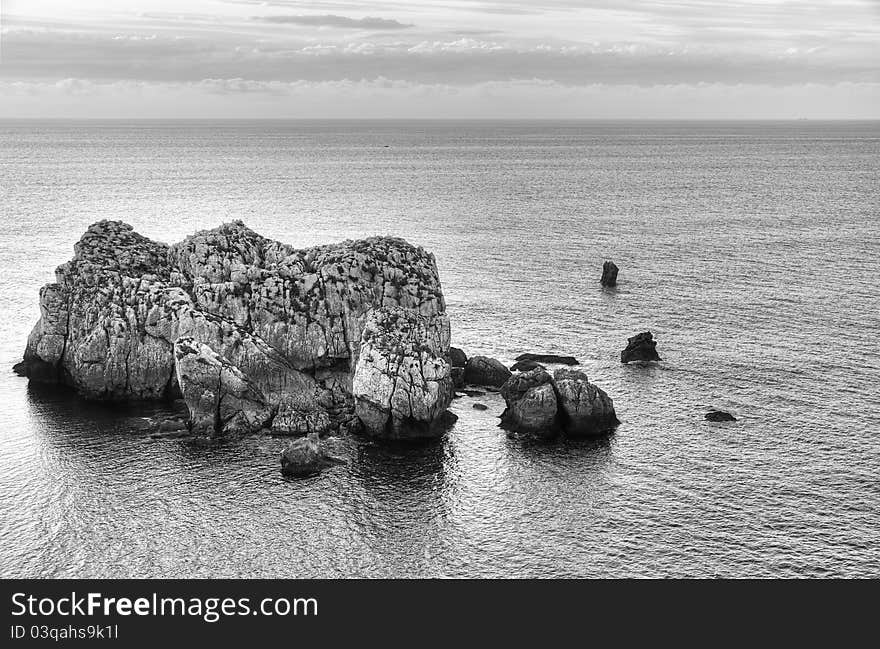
[1,0,878,117]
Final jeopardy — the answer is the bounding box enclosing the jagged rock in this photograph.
[448,346,468,368]
[509,359,545,372]
[706,410,737,422]
[18,220,449,438]
[280,432,324,477]
[352,306,454,439]
[514,353,579,366]
[601,260,619,287]
[551,369,618,435]
[174,338,274,436]
[500,369,559,435]
[464,355,511,387]
[621,331,661,363]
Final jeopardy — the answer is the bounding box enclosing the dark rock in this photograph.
[499,369,559,435]
[551,369,618,435]
[157,417,188,433]
[472,403,488,411]
[514,353,579,366]
[280,432,325,477]
[448,347,468,368]
[509,359,546,372]
[451,366,465,390]
[621,331,661,363]
[461,389,485,397]
[601,260,619,287]
[464,355,512,388]
[705,410,737,422]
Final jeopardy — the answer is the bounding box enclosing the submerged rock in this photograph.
[601,260,619,287]
[621,331,661,363]
[705,410,737,422]
[551,369,618,435]
[464,355,511,387]
[16,220,450,438]
[500,369,559,435]
[351,306,454,439]
[472,403,488,411]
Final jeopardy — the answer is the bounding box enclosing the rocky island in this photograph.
[14,220,454,442]
[15,220,623,475]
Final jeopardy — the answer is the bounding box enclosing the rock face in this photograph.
[621,331,661,363]
[500,369,559,434]
[552,369,619,435]
[464,355,511,388]
[500,368,618,437]
[351,306,454,439]
[17,220,452,438]
[705,410,737,422]
[601,260,619,287]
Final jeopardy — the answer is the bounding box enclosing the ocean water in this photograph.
[0,120,877,578]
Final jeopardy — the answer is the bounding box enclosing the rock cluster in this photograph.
[620,331,661,363]
[16,220,453,439]
[500,368,618,437]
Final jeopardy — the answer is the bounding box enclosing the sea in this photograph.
[0,120,877,578]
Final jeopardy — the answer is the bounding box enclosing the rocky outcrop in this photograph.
[500,368,618,437]
[601,260,618,287]
[705,410,737,422]
[17,220,450,438]
[174,338,273,436]
[500,369,558,434]
[351,306,454,439]
[621,331,661,363]
[464,355,511,388]
[552,369,619,435]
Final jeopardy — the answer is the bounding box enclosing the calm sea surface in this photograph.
[0,120,877,578]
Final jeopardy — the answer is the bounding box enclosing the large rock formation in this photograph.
[16,220,453,439]
[620,331,661,363]
[500,368,618,437]
[351,306,454,439]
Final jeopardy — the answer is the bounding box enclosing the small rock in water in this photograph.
[281,432,325,477]
[621,331,661,363]
[448,347,468,368]
[514,353,579,366]
[464,355,512,388]
[705,410,737,422]
[601,260,619,287]
[472,403,488,411]
[509,359,546,372]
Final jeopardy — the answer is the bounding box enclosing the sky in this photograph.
[1,0,878,118]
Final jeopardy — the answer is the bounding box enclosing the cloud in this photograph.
[1,77,878,119]
[253,15,413,29]
[2,30,877,87]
